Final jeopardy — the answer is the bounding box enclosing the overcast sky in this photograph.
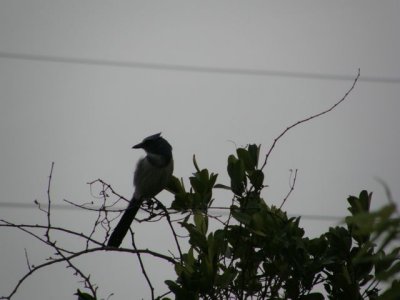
[1,1,399,299]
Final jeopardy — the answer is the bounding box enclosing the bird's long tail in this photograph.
[107,197,142,247]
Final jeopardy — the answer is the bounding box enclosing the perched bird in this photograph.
[107,133,173,247]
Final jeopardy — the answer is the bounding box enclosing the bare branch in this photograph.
[131,233,155,300]
[261,69,360,170]
[1,164,175,299]
[0,246,176,299]
[279,169,298,209]
[45,162,54,239]
[24,249,32,272]
[87,178,129,204]
[0,221,103,247]
[54,246,98,298]
[0,220,75,255]
[154,200,183,260]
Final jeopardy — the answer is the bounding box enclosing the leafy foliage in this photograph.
[163,145,400,300]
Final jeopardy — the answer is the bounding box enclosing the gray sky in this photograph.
[1,1,399,299]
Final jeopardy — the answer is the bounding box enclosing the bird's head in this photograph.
[132,133,172,159]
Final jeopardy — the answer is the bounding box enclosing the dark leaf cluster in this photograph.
[163,145,400,300]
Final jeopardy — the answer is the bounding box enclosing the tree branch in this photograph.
[0,246,176,299]
[261,69,360,170]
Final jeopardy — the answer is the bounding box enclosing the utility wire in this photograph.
[1,51,399,84]
[0,201,343,221]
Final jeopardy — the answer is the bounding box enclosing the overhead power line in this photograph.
[0,201,343,221]
[0,51,399,84]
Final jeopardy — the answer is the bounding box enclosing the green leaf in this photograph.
[347,190,371,215]
[227,155,246,195]
[181,222,208,251]
[373,249,397,276]
[215,268,237,288]
[178,248,196,274]
[75,289,96,300]
[249,169,264,190]
[231,207,252,225]
[170,192,192,210]
[209,173,218,188]
[247,144,260,168]
[214,183,231,190]
[325,226,352,259]
[192,154,200,172]
[166,175,186,194]
[377,261,400,281]
[308,237,328,256]
[165,280,182,294]
[237,147,255,171]
[379,279,400,300]
[299,293,324,300]
[194,212,208,235]
[190,174,205,194]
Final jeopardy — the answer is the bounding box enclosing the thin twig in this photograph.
[0,247,176,299]
[130,232,155,300]
[0,220,75,255]
[261,69,360,170]
[24,249,31,271]
[87,179,129,203]
[279,169,298,209]
[63,199,104,211]
[55,246,98,298]
[157,290,173,299]
[0,221,103,246]
[45,162,55,239]
[155,200,183,260]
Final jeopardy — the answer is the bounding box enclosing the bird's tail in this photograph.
[107,198,142,247]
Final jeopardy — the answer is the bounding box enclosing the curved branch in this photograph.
[0,221,103,247]
[0,246,176,299]
[279,169,298,209]
[261,69,360,170]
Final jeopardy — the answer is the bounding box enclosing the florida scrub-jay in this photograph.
[107,133,173,247]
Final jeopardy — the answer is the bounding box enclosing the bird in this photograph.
[107,133,173,247]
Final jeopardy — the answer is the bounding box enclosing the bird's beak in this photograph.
[132,142,143,149]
